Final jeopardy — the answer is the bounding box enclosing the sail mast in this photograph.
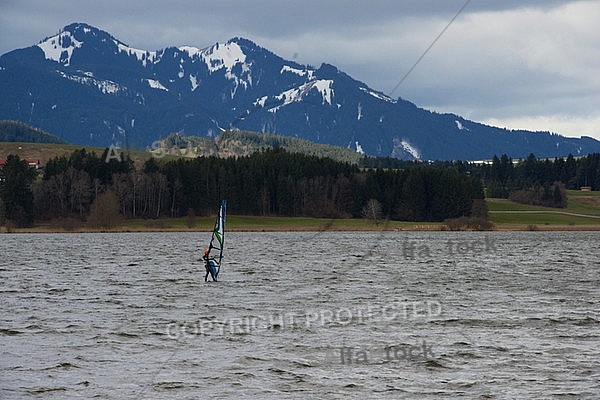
[208,200,226,264]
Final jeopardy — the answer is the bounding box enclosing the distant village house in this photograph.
[0,158,41,169]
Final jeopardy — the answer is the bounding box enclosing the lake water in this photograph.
[1,231,599,399]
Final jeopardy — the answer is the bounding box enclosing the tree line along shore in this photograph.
[1,144,600,232]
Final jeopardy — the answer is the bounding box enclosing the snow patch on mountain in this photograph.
[281,65,305,76]
[280,65,314,79]
[401,139,421,159]
[455,120,470,131]
[189,74,199,91]
[179,46,202,58]
[57,71,124,95]
[355,141,364,154]
[116,42,157,66]
[197,41,253,96]
[359,87,396,103]
[392,138,421,160]
[270,88,302,111]
[269,79,334,112]
[225,65,252,98]
[201,42,246,73]
[313,80,334,105]
[255,95,268,107]
[37,31,82,66]
[146,79,168,91]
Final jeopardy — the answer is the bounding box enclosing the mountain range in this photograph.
[1,22,599,160]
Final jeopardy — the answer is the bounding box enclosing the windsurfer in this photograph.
[202,249,212,282]
[201,200,226,282]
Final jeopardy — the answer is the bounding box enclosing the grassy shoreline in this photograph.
[5,213,600,234]
[5,216,443,234]
[7,190,600,233]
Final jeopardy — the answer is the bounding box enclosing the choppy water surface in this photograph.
[1,231,599,399]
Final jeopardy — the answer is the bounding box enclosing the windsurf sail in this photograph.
[205,200,226,281]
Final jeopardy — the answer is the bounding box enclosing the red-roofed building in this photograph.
[26,159,41,169]
[0,159,41,169]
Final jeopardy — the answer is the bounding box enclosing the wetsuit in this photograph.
[203,253,218,281]
[203,253,211,281]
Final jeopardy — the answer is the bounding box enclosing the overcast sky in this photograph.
[1,0,599,140]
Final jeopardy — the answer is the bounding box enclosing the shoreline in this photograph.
[4,207,600,234]
[5,223,600,234]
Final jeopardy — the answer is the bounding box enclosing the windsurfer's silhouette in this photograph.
[203,248,217,282]
[203,249,211,281]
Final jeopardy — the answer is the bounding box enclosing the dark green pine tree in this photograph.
[0,155,37,227]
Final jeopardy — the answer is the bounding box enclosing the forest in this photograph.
[2,147,600,228]
[0,120,67,144]
[474,153,600,207]
[1,147,482,227]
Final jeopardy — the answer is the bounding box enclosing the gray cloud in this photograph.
[1,0,598,139]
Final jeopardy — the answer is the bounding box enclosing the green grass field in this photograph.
[487,190,600,227]
[116,215,435,232]
[0,142,105,164]
[19,214,442,233]
[0,142,161,167]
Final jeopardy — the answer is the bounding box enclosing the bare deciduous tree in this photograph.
[87,190,121,229]
[361,198,382,224]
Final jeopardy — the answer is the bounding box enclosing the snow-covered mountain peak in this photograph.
[37,23,157,67]
[37,29,83,66]
[201,41,247,73]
